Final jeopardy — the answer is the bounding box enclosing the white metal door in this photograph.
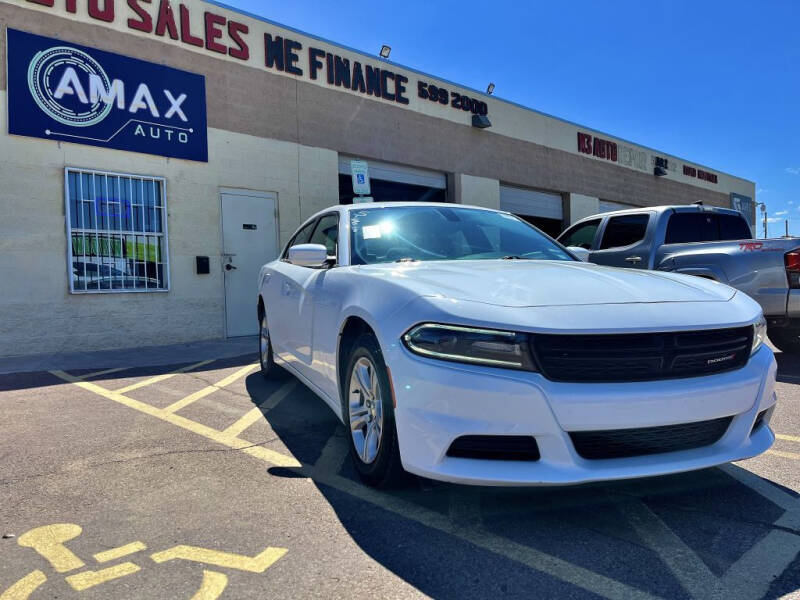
[221,190,278,337]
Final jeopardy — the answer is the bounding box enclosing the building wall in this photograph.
[0,86,338,356]
[0,1,758,358]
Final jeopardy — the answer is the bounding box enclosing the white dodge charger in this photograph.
[257,203,777,487]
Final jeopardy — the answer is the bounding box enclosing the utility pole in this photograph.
[786,220,790,238]
[757,203,767,238]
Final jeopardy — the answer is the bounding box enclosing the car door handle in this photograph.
[225,264,237,271]
[625,256,642,264]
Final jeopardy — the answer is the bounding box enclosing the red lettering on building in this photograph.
[88,0,114,22]
[127,0,152,32]
[154,0,178,39]
[204,12,227,54]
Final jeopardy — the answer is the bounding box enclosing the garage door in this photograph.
[599,200,636,213]
[500,185,563,220]
[338,156,446,189]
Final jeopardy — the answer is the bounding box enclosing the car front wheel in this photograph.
[344,334,405,488]
[259,312,278,378]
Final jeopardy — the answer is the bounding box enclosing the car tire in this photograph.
[768,328,800,354]
[258,311,279,378]
[343,334,406,488]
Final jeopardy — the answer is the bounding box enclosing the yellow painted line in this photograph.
[191,571,228,600]
[93,541,147,563]
[51,371,300,468]
[767,449,800,460]
[221,381,297,438]
[16,524,84,573]
[151,545,287,573]
[776,433,800,444]
[65,562,141,591]
[82,367,129,379]
[115,360,214,394]
[163,364,259,414]
[0,571,47,600]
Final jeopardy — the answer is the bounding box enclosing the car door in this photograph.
[557,219,602,250]
[270,214,340,384]
[589,213,653,269]
[268,218,317,365]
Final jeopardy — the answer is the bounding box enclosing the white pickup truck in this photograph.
[558,204,800,353]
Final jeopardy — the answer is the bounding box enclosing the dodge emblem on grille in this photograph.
[707,354,736,365]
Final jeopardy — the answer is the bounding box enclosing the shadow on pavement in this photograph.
[0,354,257,392]
[243,369,800,600]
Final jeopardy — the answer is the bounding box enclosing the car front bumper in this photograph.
[386,343,777,486]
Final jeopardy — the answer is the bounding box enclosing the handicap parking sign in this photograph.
[350,160,371,196]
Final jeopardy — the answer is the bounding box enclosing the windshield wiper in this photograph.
[500,255,529,260]
[394,258,420,263]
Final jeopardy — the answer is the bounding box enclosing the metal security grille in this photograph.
[65,168,169,293]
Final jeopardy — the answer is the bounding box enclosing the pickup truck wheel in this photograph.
[768,328,800,354]
[259,313,278,378]
[344,334,406,488]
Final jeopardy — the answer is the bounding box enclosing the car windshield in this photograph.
[349,205,574,265]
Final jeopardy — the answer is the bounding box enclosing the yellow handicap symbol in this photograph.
[1,524,287,600]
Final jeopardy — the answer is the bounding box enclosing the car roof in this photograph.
[571,204,744,223]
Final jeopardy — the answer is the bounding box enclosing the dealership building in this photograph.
[0,0,757,358]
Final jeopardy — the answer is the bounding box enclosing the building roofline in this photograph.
[200,1,756,186]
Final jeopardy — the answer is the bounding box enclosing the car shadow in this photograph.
[244,368,800,600]
[773,346,800,384]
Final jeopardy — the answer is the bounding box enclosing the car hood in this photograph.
[353,260,736,307]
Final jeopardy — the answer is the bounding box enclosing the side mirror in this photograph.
[287,244,330,267]
[567,246,591,262]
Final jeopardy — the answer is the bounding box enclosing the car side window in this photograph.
[282,219,317,259]
[559,220,601,249]
[718,214,752,241]
[308,214,339,259]
[665,213,716,244]
[599,215,649,250]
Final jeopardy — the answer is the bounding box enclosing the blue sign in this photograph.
[7,28,208,162]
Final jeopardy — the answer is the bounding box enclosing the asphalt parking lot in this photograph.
[1,344,799,600]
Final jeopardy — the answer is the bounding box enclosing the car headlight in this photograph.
[752,316,767,356]
[402,323,537,371]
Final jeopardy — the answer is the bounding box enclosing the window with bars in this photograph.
[65,168,169,293]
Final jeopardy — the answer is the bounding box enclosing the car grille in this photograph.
[569,416,733,460]
[532,326,753,383]
[446,435,540,461]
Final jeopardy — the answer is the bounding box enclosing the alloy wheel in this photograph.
[348,356,384,464]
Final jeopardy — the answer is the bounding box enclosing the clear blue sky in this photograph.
[221,0,798,237]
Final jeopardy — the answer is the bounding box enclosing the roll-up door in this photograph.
[338,156,447,203]
[500,185,564,237]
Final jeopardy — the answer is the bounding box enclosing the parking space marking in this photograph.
[16,524,85,573]
[776,433,800,443]
[115,360,214,394]
[619,500,721,599]
[51,370,300,468]
[767,449,800,460]
[93,541,147,563]
[151,546,287,573]
[163,364,258,415]
[82,367,129,379]
[0,570,46,600]
[222,381,297,438]
[65,562,141,591]
[192,571,228,600]
[300,459,659,600]
[721,464,798,512]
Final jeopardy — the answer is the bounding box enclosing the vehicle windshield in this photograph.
[349,205,574,265]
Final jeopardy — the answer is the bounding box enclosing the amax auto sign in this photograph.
[6,28,208,162]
